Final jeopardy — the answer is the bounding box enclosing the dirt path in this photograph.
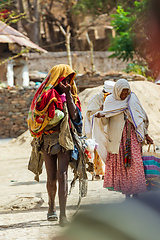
[0,141,124,240]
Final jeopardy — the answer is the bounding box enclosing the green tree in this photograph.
[0,0,18,27]
[109,1,148,62]
[109,0,160,78]
[72,0,135,16]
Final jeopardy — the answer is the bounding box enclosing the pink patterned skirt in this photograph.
[103,121,147,195]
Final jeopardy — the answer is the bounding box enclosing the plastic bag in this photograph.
[48,109,64,126]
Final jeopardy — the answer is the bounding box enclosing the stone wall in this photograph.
[27,51,128,75]
[0,88,36,138]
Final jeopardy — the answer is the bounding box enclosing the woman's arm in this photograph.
[143,117,153,144]
[145,134,154,144]
[59,82,78,122]
[94,111,109,125]
[66,89,78,122]
[95,111,105,118]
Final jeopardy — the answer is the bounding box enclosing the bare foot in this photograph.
[59,216,70,227]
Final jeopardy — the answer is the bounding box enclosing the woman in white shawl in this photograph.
[95,79,153,199]
[85,81,115,180]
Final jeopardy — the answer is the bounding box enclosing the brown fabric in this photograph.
[59,102,74,151]
[28,138,44,182]
[69,121,90,199]
[43,131,60,153]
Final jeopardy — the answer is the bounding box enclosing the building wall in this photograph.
[27,51,128,75]
[0,51,128,86]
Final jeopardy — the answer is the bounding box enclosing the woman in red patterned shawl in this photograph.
[28,64,82,226]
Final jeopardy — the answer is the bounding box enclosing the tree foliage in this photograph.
[0,0,19,26]
[3,0,159,78]
[1,0,141,52]
[109,1,148,62]
[72,0,135,16]
[72,0,117,15]
[108,0,160,78]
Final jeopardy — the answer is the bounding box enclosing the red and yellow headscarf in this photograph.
[27,64,80,138]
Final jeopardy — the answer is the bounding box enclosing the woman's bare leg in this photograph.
[57,150,70,224]
[43,150,57,214]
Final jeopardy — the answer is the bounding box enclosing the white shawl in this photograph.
[84,92,107,162]
[126,92,149,142]
[98,79,149,142]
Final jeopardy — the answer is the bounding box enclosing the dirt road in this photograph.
[0,140,124,240]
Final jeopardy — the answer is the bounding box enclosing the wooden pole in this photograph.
[86,33,95,73]
[59,24,72,68]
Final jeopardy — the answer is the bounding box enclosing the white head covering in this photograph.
[113,79,131,100]
[96,78,149,142]
[103,80,115,93]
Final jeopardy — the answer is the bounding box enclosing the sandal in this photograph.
[47,211,58,221]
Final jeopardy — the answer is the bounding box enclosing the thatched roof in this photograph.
[0,21,47,53]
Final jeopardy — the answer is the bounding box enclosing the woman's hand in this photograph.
[145,134,154,144]
[95,112,105,118]
[100,105,103,110]
[59,82,71,94]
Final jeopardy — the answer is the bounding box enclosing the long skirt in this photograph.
[103,121,147,195]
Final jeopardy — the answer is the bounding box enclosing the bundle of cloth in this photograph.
[27,64,81,138]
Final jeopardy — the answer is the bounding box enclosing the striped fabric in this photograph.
[142,155,160,178]
[146,179,160,191]
[124,138,131,167]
